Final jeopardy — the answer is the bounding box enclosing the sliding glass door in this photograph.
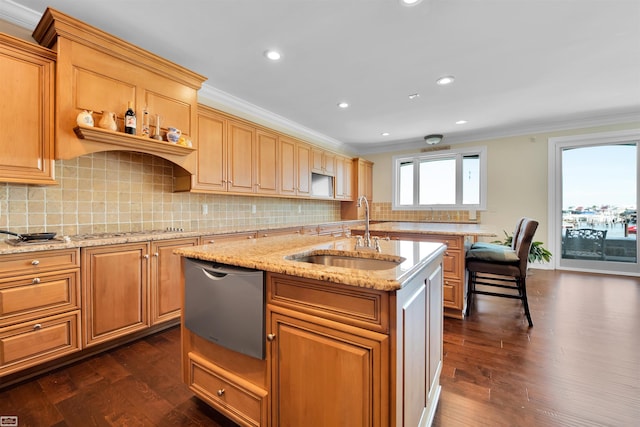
[550,130,639,275]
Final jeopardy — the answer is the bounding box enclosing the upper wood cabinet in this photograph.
[335,155,354,201]
[311,147,336,176]
[177,105,278,195]
[0,33,56,185]
[280,136,311,197]
[341,158,374,219]
[32,7,206,174]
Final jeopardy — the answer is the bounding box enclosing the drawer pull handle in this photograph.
[33,323,42,330]
[267,333,276,341]
[31,260,40,266]
[32,278,41,284]
[217,389,225,396]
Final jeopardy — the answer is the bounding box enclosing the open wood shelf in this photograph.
[74,126,195,156]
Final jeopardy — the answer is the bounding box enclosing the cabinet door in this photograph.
[296,143,311,197]
[228,120,255,193]
[279,137,297,196]
[193,106,227,191]
[0,34,55,185]
[256,130,279,194]
[82,243,149,347]
[150,238,198,325]
[270,311,387,427]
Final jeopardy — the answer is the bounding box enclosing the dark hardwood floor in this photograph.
[1,269,638,426]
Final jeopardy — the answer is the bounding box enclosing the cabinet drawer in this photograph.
[267,272,389,333]
[443,249,462,279]
[443,278,462,309]
[188,352,268,427]
[0,249,79,279]
[0,311,81,376]
[0,270,80,327]
[199,232,257,245]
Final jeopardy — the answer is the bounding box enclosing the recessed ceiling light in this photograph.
[337,102,349,109]
[400,0,423,6]
[408,93,420,100]
[456,120,468,125]
[381,132,390,136]
[264,50,281,61]
[436,75,455,86]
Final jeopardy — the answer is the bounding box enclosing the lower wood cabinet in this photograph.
[269,309,388,427]
[0,311,81,377]
[150,238,198,325]
[82,243,150,347]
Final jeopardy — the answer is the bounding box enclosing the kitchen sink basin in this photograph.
[286,251,404,270]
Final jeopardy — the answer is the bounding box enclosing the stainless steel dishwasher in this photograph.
[183,258,265,360]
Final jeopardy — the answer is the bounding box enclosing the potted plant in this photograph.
[493,231,552,263]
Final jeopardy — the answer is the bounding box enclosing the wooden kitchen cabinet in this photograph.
[150,238,198,325]
[81,243,150,347]
[378,232,465,319]
[33,8,205,174]
[279,136,311,197]
[178,105,278,196]
[269,310,388,427]
[199,231,257,245]
[311,147,336,176]
[0,249,81,377]
[335,155,354,200]
[341,158,373,219]
[0,33,56,185]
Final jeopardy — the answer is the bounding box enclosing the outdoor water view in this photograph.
[562,143,637,263]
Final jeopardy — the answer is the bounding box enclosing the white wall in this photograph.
[364,122,640,254]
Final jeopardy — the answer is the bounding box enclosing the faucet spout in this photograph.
[356,195,377,251]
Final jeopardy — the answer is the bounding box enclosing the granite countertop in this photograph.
[174,234,446,292]
[356,221,497,237]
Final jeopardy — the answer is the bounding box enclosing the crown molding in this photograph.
[0,0,40,28]
[199,84,345,150]
[347,109,640,155]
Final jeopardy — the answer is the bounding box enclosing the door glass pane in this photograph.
[419,158,455,205]
[399,161,414,205]
[462,154,480,205]
[561,144,637,263]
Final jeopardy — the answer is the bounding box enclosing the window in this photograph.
[392,146,487,210]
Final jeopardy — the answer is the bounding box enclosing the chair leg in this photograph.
[519,277,533,327]
[465,271,474,317]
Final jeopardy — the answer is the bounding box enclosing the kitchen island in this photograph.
[175,234,446,427]
[351,221,496,318]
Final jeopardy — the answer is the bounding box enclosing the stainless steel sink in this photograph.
[286,251,404,270]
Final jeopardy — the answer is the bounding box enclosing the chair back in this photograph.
[514,218,539,274]
[510,217,526,250]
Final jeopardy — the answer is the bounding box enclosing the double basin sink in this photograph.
[286,250,405,271]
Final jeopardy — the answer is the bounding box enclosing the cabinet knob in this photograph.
[32,277,41,284]
[228,180,233,184]
[33,323,42,330]
[143,254,150,259]
[267,333,276,341]
[31,260,40,266]
[153,252,159,257]
[208,240,215,244]
[217,389,225,396]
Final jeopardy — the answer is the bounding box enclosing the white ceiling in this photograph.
[2,0,640,154]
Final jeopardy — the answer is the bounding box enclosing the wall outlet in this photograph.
[252,204,256,214]
[202,204,208,215]
[468,209,476,220]
[298,205,302,214]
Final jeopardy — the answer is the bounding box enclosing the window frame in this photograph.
[392,145,487,210]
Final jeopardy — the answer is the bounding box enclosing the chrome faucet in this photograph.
[355,195,380,251]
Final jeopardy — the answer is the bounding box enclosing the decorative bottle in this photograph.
[124,101,136,135]
[142,106,150,137]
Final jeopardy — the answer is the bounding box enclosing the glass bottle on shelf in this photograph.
[124,101,136,135]
[152,114,163,141]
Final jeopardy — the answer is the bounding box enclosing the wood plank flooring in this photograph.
[1,269,638,426]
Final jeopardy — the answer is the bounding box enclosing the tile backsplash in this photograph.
[370,202,480,223]
[0,152,341,236]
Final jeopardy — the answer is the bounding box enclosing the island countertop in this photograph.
[174,234,445,291]
[353,221,497,237]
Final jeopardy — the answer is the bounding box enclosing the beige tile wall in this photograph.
[370,202,480,223]
[0,152,341,236]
